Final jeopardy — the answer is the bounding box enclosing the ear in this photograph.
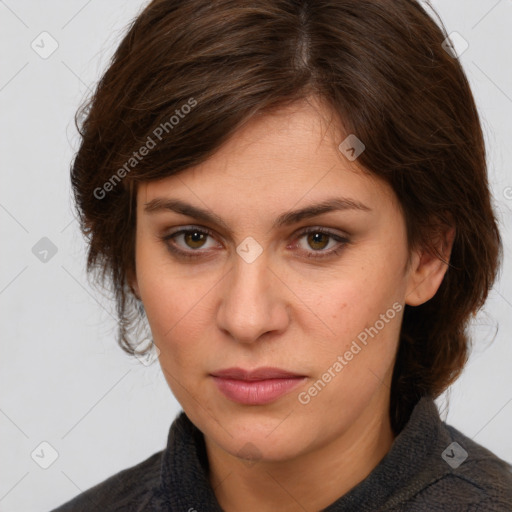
[405,226,456,307]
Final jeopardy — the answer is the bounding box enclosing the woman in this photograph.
[52,0,512,510]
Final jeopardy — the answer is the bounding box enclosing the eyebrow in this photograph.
[143,196,371,232]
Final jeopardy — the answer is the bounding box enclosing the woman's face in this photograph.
[132,98,430,463]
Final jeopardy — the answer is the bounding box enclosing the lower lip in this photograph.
[211,376,306,405]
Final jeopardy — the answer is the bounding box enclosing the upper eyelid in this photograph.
[163,225,349,249]
[163,224,347,240]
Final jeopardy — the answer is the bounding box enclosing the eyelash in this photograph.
[159,225,350,261]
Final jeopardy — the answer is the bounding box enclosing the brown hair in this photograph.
[71,0,502,433]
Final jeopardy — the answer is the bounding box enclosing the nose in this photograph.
[216,251,290,344]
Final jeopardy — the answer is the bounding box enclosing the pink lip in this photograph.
[210,367,306,405]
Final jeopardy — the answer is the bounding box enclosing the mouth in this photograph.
[210,367,307,405]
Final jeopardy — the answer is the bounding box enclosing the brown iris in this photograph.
[184,231,207,249]
[307,232,329,251]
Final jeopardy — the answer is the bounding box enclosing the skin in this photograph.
[130,96,455,512]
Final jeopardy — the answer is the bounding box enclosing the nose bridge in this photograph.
[217,246,287,343]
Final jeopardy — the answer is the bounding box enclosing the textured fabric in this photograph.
[50,396,512,511]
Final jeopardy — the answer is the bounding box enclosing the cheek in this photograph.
[303,277,402,412]
[141,278,212,394]
[135,239,211,352]
[307,259,404,367]
[141,276,211,349]
[313,264,393,326]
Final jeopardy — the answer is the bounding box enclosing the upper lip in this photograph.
[210,367,305,381]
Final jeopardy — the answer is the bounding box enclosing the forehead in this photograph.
[136,99,394,214]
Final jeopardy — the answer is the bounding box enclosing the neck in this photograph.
[206,389,395,512]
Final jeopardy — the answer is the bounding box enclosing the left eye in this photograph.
[293,228,349,258]
[297,231,337,251]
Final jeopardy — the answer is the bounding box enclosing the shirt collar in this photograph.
[152,396,445,511]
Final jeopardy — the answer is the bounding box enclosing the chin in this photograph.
[225,432,308,464]
[205,411,315,461]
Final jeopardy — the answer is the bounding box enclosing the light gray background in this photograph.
[1,1,511,510]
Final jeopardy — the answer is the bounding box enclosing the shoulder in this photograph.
[402,423,512,511]
[50,450,164,512]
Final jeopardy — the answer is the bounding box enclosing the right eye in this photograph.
[159,226,221,259]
